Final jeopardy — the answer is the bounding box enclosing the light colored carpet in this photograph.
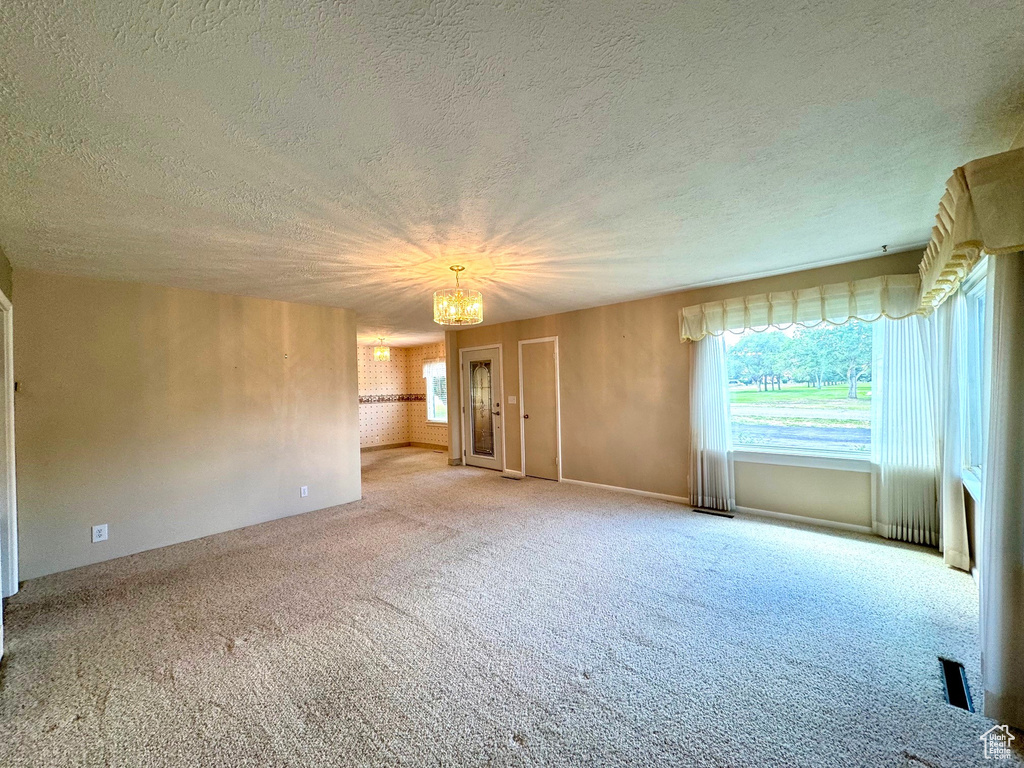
[0,447,1016,767]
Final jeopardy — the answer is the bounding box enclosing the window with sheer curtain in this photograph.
[423,360,447,423]
[680,275,918,458]
[963,266,987,479]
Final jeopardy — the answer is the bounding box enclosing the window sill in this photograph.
[732,449,871,473]
[962,470,982,503]
[426,420,448,425]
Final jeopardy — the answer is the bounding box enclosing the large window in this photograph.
[424,360,448,423]
[725,320,873,455]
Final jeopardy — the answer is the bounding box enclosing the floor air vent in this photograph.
[692,507,734,519]
[940,658,974,712]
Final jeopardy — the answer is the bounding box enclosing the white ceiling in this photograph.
[1,1,1022,345]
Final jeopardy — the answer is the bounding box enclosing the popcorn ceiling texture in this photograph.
[1,1,1022,345]
[357,342,448,448]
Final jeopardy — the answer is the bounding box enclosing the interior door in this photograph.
[0,294,13,603]
[462,347,503,471]
[0,294,12,656]
[520,339,559,480]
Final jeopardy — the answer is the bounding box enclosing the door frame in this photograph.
[458,343,506,472]
[517,336,562,481]
[0,288,16,599]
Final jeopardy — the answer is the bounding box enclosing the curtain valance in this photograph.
[678,274,921,342]
[423,358,445,378]
[919,146,1024,312]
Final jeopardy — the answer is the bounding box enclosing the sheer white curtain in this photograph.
[935,294,971,570]
[871,315,940,545]
[688,335,734,511]
[979,252,1024,727]
[423,358,445,380]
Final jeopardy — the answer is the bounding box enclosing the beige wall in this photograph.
[734,462,872,528]
[357,342,448,449]
[15,270,361,580]
[1012,120,1024,151]
[452,250,922,526]
[0,244,12,300]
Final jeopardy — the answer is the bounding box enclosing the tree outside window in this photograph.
[725,320,873,455]
[424,360,448,423]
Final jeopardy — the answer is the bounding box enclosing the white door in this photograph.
[462,347,503,471]
[0,292,14,602]
[520,339,560,480]
[0,291,13,658]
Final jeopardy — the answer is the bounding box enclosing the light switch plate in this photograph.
[508,395,517,404]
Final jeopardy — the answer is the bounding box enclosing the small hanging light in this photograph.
[433,265,483,326]
[373,338,390,362]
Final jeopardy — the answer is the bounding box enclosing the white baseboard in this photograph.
[559,477,688,504]
[501,470,525,479]
[735,505,874,535]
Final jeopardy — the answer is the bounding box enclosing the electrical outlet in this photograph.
[91,524,108,543]
[300,486,309,498]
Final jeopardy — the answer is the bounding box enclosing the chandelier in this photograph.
[433,265,483,326]
[373,338,390,361]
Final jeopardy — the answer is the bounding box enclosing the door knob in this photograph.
[523,414,529,419]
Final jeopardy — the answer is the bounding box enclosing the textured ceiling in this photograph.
[1,1,1022,345]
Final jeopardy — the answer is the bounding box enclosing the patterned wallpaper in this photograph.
[357,342,449,449]
[357,345,410,447]
[405,342,449,447]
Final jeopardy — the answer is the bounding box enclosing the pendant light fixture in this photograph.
[373,338,390,361]
[433,265,483,326]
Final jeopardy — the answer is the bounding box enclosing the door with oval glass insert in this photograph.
[461,347,503,471]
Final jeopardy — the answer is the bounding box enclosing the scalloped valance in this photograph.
[919,147,1024,312]
[423,358,445,379]
[678,274,921,342]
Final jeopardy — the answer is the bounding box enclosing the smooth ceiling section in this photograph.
[1,0,1022,344]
